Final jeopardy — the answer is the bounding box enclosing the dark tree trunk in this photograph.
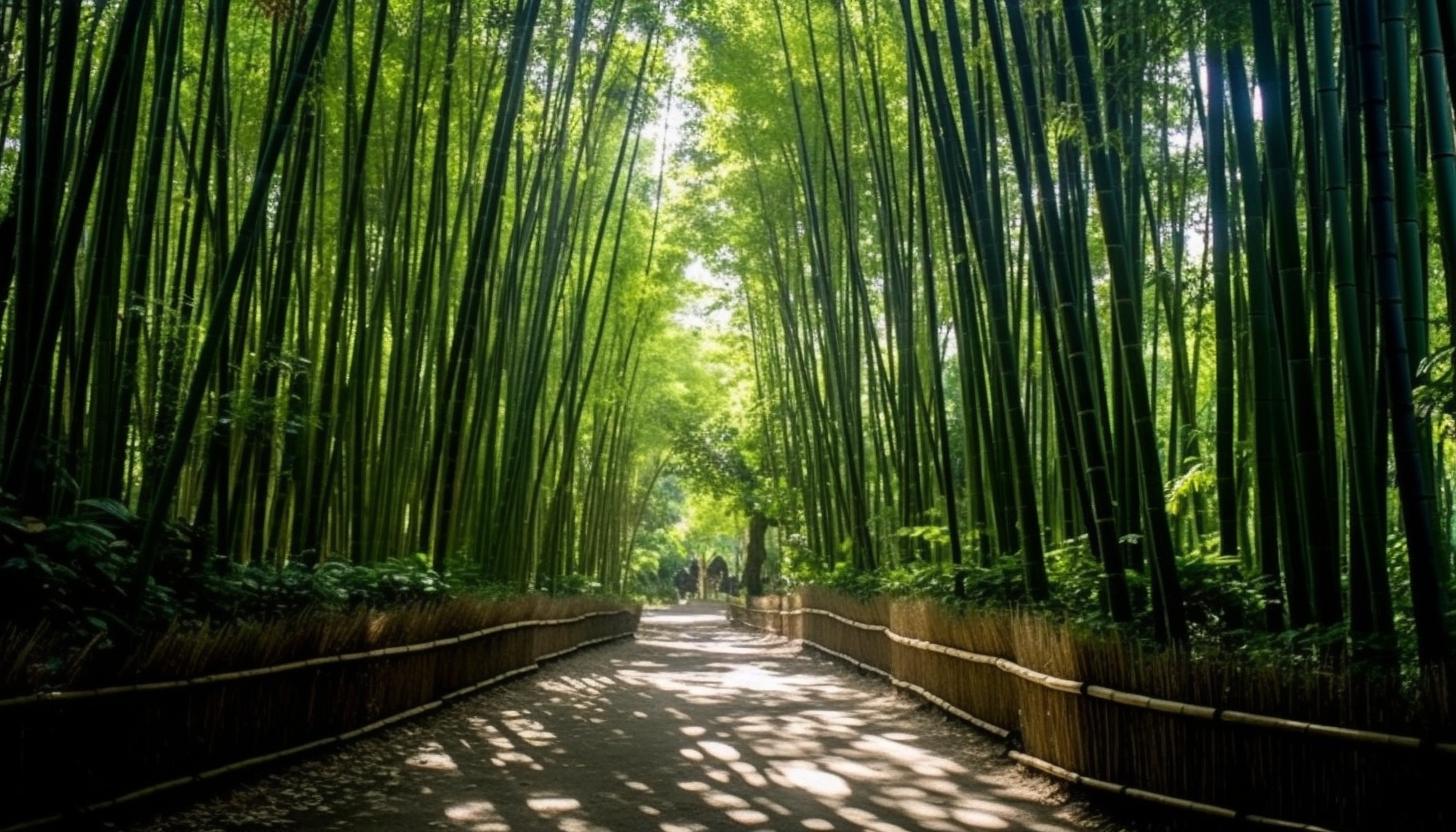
[744,511,771,597]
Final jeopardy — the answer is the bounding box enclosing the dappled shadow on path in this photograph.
[379,602,1085,832]
[118,601,1101,832]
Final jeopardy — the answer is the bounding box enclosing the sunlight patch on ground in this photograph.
[834,805,914,832]
[406,742,459,772]
[823,757,892,782]
[619,665,834,704]
[502,716,558,746]
[698,740,741,761]
[728,760,769,787]
[852,734,968,776]
[753,795,793,815]
[542,677,591,693]
[726,808,772,824]
[706,767,733,784]
[918,778,964,796]
[526,795,581,814]
[871,795,949,821]
[747,736,825,759]
[951,797,1016,816]
[641,612,726,625]
[799,710,865,731]
[949,807,1013,829]
[703,789,751,810]
[770,761,852,799]
[445,800,499,821]
[633,637,779,655]
[720,664,791,691]
[556,817,610,832]
[444,800,511,831]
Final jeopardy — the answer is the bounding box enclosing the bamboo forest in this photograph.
[1,0,1454,830]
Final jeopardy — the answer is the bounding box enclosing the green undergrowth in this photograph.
[0,498,618,657]
[785,544,1456,676]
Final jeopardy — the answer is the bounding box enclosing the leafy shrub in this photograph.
[2,500,460,648]
[0,498,186,640]
[787,532,1282,655]
[1175,550,1268,646]
[197,557,453,621]
[549,573,604,596]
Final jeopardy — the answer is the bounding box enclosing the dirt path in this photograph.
[109,601,1126,832]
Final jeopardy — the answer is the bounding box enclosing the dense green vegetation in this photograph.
[1,0,1452,675]
[1,0,693,610]
[677,0,1455,671]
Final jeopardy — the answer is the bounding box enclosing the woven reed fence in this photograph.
[0,597,640,831]
[730,589,1453,832]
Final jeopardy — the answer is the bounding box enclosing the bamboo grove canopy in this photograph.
[1,0,1452,663]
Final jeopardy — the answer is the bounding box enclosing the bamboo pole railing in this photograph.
[0,606,638,832]
[1007,751,1337,832]
[728,596,1451,832]
[732,601,1455,754]
[0,629,633,832]
[0,609,633,708]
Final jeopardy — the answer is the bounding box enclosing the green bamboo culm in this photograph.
[1059,0,1186,643]
[1350,0,1449,667]
[130,0,342,598]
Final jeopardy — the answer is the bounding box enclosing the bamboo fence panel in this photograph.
[0,604,639,830]
[727,591,1453,832]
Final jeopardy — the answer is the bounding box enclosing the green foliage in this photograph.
[3,501,498,648]
[1382,530,1456,669]
[1174,549,1268,646]
[893,524,953,548]
[546,573,606,596]
[790,557,1026,608]
[671,418,758,506]
[790,526,1456,669]
[1165,462,1215,519]
[1,497,192,641]
[441,561,525,600]
[2,490,650,653]
[1415,345,1456,442]
[792,538,1277,652]
[627,545,685,604]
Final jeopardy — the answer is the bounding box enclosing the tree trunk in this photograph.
[744,511,771,598]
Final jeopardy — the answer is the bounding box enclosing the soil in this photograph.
[104,600,1133,832]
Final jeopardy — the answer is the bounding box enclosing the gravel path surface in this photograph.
[108,601,1127,832]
